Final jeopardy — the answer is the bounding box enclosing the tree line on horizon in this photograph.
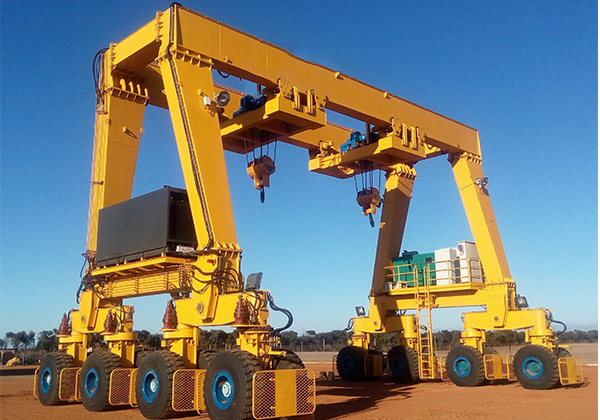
[2,328,597,356]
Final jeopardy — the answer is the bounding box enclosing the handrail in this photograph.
[385,257,485,289]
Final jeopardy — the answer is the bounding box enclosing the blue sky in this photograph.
[1,1,597,340]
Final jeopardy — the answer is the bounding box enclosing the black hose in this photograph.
[547,310,568,336]
[552,320,568,336]
[92,48,108,105]
[343,318,354,332]
[267,293,293,337]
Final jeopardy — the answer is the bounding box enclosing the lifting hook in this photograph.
[247,156,276,203]
[357,187,382,227]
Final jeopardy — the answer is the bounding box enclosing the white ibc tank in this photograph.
[435,241,483,284]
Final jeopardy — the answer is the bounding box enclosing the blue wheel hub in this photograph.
[40,367,52,394]
[522,356,544,380]
[212,370,234,410]
[141,369,160,403]
[341,355,355,374]
[391,356,408,376]
[453,356,472,377]
[84,368,99,398]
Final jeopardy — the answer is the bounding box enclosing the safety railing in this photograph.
[385,257,485,291]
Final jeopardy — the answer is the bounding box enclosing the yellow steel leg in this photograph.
[86,67,147,252]
[449,152,512,285]
[158,49,239,256]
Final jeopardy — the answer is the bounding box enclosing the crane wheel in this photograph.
[446,345,486,387]
[204,350,261,420]
[197,349,217,369]
[386,345,419,383]
[336,346,367,381]
[513,345,559,390]
[37,352,74,406]
[554,347,572,358]
[272,350,305,370]
[135,350,150,367]
[80,351,121,411]
[135,350,185,419]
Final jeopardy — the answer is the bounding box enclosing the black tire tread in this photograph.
[386,345,419,383]
[230,350,261,420]
[514,345,559,390]
[135,350,150,367]
[156,350,185,418]
[203,349,261,420]
[38,352,74,406]
[136,350,185,419]
[273,350,305,370]
[197,349,217,369]
[336,346,367,382]
[446,345,486,387]
[81,351,122,411]
[554,347,572,358]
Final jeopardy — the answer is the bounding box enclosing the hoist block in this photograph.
[247,156,276,190]
[357,187,381,215]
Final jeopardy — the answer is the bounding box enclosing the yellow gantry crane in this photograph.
[35,4,581,420]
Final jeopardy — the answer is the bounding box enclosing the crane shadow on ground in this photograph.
[314,378,415,420]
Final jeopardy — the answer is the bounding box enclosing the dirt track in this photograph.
[0,364,596,420]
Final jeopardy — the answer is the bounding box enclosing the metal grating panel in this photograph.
[436,357,449,381]
[558,357,584,385]
[252,369,315,420]
[253,370,277,419]
[33,368,39,397]
[506,355,516,381]
[59,367,81,402]
[109,368,137,406]
[196,369,206,413]
[172,369,204,412]
[295,369,316,415]
[483,354,508,380]
[130,369,138,406]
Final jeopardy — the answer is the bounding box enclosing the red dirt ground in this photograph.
[0,365,596,420]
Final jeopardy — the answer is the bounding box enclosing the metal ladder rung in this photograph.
[415,264,435,380]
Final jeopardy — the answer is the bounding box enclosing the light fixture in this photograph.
[215,91,231,106]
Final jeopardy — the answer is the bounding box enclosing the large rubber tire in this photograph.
[135,350,185,419]
[135,350,150,367]
[80,351,121,411]
[386,345,419,383]
[446,345,486,387]
[204,350,261,420]
[554,347,572,358]
[336,346,367,381]
[197,349,217,369]
[513,345,559,390]
[272,350,305,370]
[37,352,74,406]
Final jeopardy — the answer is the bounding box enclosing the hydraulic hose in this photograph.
[547,310,568,336]
[267,293,293,337]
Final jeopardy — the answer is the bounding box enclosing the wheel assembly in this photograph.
[197,349,217,369]
[513,345,559,390]
[445,345,486,387]
[336,346,367,381]
[37,352,74,406]
[80,351,122,411]
[272,350,305,370]
[386,345,419,383]
[135,350,184,419]
[203,350,261,420]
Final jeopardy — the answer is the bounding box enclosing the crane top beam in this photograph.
[108,5,481,166]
